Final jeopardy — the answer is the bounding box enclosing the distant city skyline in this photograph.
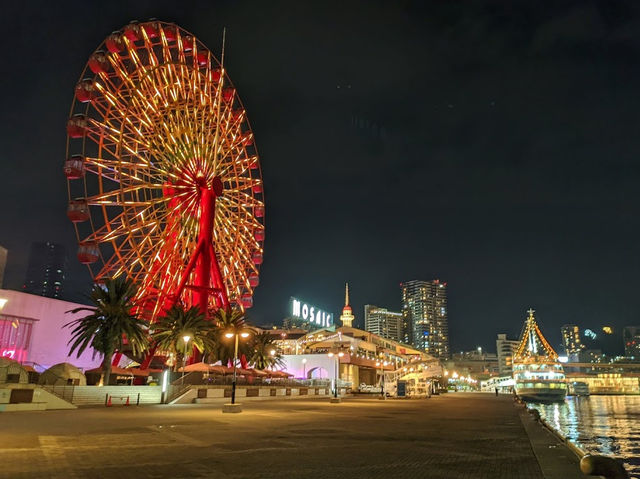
[22,242,67,300]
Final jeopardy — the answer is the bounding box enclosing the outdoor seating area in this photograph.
[175,362,295,386]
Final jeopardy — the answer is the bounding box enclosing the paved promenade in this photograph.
[0,393,581,479]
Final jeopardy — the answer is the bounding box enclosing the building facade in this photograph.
[401,279,449,359]
[496,333,519,376]
[22,242,67,299]
[364,305,403,342]
[446,349,499,377]
[271,324,439,389]
[623,326,640,358]
[0,289,101,370]
[560,324,584,360]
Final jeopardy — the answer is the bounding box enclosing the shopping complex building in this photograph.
[269,286,443,394]
[0,289,101,371]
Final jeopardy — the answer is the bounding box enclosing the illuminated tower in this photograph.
[340,283,355,328]
[401,279,449,358]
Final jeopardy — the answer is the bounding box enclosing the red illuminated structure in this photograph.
[64,21,264,366]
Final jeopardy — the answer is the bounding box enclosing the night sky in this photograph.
[1,1,639,354]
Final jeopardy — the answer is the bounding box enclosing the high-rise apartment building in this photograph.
[364,305,403,342]
[623,326,640,358]
[22,242,67,299]
[0,245,7,288]
[496,333,519,376]
[560,324,584,360]
[400,279,449,358]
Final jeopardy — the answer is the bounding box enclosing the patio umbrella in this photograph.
[247,369,269,377]
[208,365,234,375]
[178,362,213,373]
[268,370,293,378]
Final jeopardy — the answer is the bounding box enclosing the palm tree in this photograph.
[250,332,285,370]
[151,304,214,371]
[66,277,149,385]
[206,307,252,365]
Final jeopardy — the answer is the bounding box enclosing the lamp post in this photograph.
[376,360,388,399]
[225,330,250,406]
[181,335,191,384]
[328,351,344,402]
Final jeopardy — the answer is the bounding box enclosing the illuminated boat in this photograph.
[513,309,567,403]
[567,381,590,397]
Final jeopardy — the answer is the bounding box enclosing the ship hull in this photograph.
[515,385,567,403]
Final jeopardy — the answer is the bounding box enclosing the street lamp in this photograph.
[224,330,250,406]
[328,351,344,401]
[376,361,388,399]
[181,335,191,384]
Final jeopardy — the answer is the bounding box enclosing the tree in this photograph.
[151,304,214,371]
[250,332,285,370]
[206,307,252,364]
[66,277,149,385]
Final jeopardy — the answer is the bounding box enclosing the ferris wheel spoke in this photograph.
[216,155,257,179]
[140,31,160,69]
[85,187,165,206]
[214,209,256,256]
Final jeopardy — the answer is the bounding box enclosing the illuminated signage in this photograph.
[0,348,27,362]
[290,297,333,328]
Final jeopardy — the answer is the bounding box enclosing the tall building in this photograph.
[0,245,7,288]
[496,333,519,376]
[560,324,584,360]
[623,326,640,358]
[22,242,67,299]
[364,305,403,342]
[340,283,354,327]
[401,279,449,358]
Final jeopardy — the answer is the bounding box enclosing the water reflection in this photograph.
[528,396,640,477]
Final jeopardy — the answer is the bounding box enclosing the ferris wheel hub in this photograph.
[211,176,224,197]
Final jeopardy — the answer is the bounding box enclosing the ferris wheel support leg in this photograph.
[194,187,216,315]
[209,242,229,309]
[140,345,157,370]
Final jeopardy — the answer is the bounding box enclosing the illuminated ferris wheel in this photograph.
[64,20,264,321]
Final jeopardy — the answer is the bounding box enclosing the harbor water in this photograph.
[528,395,640,477]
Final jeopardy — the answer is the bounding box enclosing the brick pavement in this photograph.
[0,393,577,479]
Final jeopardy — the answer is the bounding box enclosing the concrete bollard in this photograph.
[580,455,629,479]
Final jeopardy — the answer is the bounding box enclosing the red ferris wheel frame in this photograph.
[64,20,265,367]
